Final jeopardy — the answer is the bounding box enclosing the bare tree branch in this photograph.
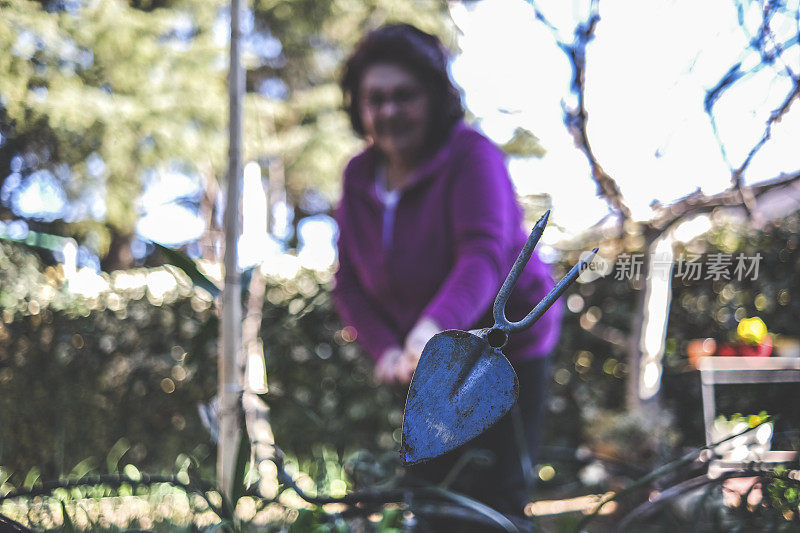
[528,0,632,219]
[651,169,800,231]
[732,80,800,188]
[529,0,799,228]
[705,0,800,199]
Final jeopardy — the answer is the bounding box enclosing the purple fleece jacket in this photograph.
[333,121,562,363]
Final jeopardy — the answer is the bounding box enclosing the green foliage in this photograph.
[0,0,452,267]
[0,237,75,313]
[715,410,770,429]
[289,508,336,532]
[105,438,131,474]
[376,507,403,531]
[0,0,228,250]
[156,243,221,298]
[764,466,800,524]
[500,127,547,158]
[60,499,75,533]
[229,417,251,522]
[544,255,635,452]
[0,239,399,486]
[0,239,219,477]
[259,269,402,461]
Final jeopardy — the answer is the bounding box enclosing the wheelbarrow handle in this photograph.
[493,210,597,335]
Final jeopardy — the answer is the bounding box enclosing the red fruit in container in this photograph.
[714,336,772,357]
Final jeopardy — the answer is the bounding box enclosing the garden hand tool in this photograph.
[401,210,597,464]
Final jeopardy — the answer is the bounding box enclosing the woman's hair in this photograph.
[341,23,464,149]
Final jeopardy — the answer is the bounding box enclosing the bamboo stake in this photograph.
[218,0,244,500]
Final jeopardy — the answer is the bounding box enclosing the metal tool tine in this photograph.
[508,248,598,333]
[492,210,550,330]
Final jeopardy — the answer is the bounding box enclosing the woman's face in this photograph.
[358,63,430,166]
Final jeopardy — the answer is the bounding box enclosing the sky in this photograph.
[450,0,800,237]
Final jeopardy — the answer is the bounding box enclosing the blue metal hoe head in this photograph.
[401,210,597,465]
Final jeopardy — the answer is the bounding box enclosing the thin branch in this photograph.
[732,79,800,187]
[705,0,800,196]
[528,0,632,219]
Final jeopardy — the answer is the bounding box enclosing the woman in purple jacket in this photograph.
[334,23,563,517]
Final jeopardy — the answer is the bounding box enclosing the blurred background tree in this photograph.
[0,0,228,269]
[0,237,404,482]
[0,0,451,269]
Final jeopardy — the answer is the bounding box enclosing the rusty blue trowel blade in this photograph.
[401,330,518,465]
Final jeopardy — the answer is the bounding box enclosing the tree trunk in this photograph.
[101,230,134,271]
[627,229,674,414]
[626,248,649,412]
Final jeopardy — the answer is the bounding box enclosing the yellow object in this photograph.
[737,317,768,344]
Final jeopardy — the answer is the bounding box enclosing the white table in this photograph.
[698,356,800,470]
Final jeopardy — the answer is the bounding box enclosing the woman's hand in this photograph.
[375,319,441,385]
[375,346,411,384]
[401,317,441,378]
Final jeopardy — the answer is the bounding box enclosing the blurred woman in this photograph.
[333,23,562,517]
